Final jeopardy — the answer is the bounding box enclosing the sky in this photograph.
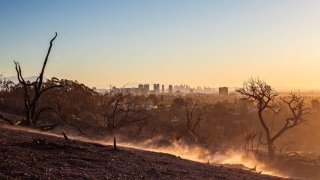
[1,0,320,90]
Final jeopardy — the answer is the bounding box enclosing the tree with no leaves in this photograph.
[13,33,63,128]
[236,78,309,159]
[184,98,203,142]
[100,90,152,135]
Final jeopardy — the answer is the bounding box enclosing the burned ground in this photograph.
[0,125,283,180]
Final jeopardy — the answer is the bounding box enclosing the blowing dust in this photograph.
[112,137,287,178]
[2,125,288,178]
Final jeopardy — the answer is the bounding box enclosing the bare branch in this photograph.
[13,33,60,127]
[0,114,15,125]
[36,32,58,87]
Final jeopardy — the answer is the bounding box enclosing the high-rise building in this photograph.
[138,84,144,94]
[143,84,149,94]
[153,84,160,94]
[153,84,156,93]
[219,87,228,96]
[162,85,164,93]
[169,85,173,94]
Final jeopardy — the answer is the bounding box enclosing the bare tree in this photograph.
[14,32,62,128]
[242,128,263,155]
[100,90,152,135]
[184,98,206,143]
[236,78,309,159]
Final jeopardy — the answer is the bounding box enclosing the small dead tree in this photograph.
[242,128,263,155]
[100,90,151,135]
[184,98,205,143]
[14,32,62,128]
[236,78,309,159]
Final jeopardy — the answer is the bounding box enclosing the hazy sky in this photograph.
[1,0,320,89]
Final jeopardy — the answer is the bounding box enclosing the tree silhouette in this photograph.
[14,32,62,128]
[236,78,309,159]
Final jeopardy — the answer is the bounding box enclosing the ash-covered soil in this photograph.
[0,125,284,180]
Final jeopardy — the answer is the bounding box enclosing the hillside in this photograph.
[0,125,283,180]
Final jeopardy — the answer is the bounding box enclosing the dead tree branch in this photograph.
[236,78,308,159]
[14,32,62,127]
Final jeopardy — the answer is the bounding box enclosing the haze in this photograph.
[1,0,320,89]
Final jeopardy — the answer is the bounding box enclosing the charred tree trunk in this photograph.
[267,141,275,159]
[113,137,117,150]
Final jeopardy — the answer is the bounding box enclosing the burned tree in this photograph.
[100,90,152,135]
[44,78,98,134]
[242,128,263,155]
[236,78,309,159]
[184,98,206,143]
[14,33,62,128]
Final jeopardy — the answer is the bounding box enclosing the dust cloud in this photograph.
[113,137,287,178]
[3,125,287,178]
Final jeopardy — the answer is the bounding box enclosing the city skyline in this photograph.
[1,1,320,90]
[1,74,320,92]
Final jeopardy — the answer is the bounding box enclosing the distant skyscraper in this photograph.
[143,84,149,94]
[169,85,173,94]
[153,84,160,93]
[153,84,156,93]
[138,84,144,94]
[219,87,228,96]
[162,85,164,93]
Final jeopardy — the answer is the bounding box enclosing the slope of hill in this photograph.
[0,125,284,179]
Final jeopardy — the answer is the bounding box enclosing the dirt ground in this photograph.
[0,125,285,180]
